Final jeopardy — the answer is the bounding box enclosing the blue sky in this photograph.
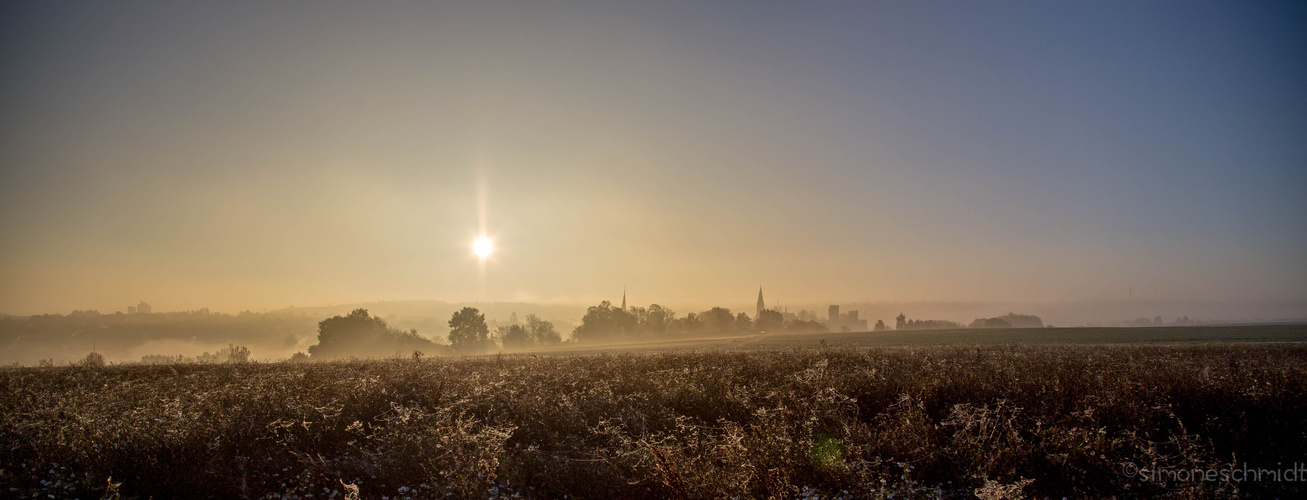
[1,1,1304,314]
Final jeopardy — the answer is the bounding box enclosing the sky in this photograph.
[1,1,1304,316]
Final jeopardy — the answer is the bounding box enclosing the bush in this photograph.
[79,352,105,368]
[196,344,252,363]
[140,354,185,365]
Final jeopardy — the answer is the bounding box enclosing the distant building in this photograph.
[135,301,152,314]
[756,287,765,318]
[824,304,868,331]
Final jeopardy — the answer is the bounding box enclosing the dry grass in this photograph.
[2,344,1305,498]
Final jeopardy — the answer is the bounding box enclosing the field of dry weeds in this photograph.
[3,344,1305,499]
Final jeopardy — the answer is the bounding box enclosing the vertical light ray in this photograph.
[477,159,488,302]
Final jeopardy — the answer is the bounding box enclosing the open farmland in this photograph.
[515,323,1307,354]
[4,343,1307,499]
[735,324,1307,350]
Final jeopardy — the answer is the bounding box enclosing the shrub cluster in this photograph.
[139,344,252,365]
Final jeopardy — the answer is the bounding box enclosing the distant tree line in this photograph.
[895,313,964,330]
[48,304,1067,364]
[573,302,685,342]
[571,302,758,342]
[565,302,1050,340]
[495,313,562,350]
[568,301,840,341]
[445,307,563,353]
[297,307,564,358]
[881,313,1048,331]
[968,313,1044,329]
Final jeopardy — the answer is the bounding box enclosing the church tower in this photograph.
[756,287,765,318]
[621,287,627,311]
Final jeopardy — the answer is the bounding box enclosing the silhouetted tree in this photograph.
[895,313,907,330]
[873,319,888,331]
[640,304,674,336]
[448,307,491,353]
[754,309,783,332]
[310,309,438,358]
[702,307,734,333]
[735,312,752,331]
[500,324,530,349]
[573,301,637,342]
[526,314,561,345]
[311,309,385,358]
[668,312,704,336]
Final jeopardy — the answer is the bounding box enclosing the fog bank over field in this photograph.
[0,301,588,365]
[269,298,1307,329]
[269,300,588,331]
[770,299,1307,328]
[594,298,1306,329]
[3,297,1303,366]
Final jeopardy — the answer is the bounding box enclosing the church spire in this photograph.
[756,286,765,318]
[621,287,626,311]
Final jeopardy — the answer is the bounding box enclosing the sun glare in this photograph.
[473,236,494,259]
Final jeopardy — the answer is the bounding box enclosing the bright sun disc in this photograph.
[473,236,493,258]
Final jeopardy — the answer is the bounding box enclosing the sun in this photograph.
[473,235,494,259]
